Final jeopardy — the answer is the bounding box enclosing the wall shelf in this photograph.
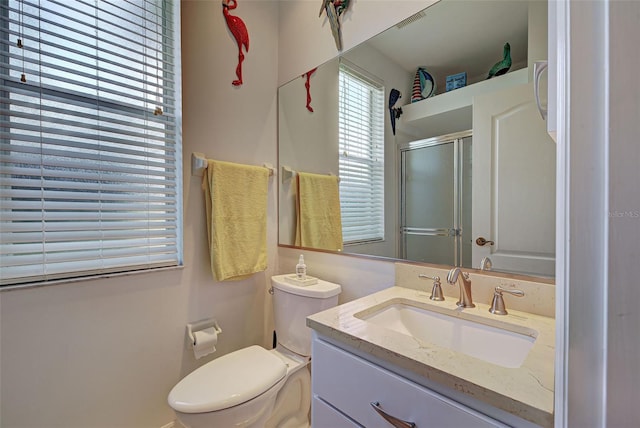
[400,68,529,125]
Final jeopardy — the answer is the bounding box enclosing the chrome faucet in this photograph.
[446,268,475,308]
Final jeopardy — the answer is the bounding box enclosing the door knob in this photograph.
[476,237,494,246]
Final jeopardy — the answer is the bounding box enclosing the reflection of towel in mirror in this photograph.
[203,159,269,281]
[295,172,343,251]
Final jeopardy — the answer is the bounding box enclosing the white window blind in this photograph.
[0,0,182,286]
[338,61,384,244]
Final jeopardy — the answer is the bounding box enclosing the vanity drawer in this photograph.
[312,339,505,428]
[312,396,362,428]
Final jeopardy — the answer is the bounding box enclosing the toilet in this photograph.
[168,274,341,428]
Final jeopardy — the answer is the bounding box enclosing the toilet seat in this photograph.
[168,345,287,413]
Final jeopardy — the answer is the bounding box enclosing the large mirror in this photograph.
[278,0,556,279]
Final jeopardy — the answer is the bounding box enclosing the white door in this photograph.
[472,82,556,277]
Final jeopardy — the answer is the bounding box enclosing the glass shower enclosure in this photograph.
[399,130,472,267]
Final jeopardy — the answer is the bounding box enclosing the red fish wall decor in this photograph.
[222,0,249,86]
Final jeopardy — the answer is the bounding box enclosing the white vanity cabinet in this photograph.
[312,396,361,427]
[311,337,507,428]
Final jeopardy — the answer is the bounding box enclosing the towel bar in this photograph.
[191,152,275,177]
[281,165,340,183]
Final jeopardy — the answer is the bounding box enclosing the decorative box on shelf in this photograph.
[446,72,467,92]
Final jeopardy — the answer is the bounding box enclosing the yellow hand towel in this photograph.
[295,172,343,251]
[203,159,269,281]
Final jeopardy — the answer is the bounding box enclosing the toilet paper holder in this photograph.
[187,318,222,346]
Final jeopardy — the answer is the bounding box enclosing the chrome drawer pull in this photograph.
[370,402,416,428]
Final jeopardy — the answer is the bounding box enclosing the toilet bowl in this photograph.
[168,275,341,428]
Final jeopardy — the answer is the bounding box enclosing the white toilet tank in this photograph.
[271,274,341,357]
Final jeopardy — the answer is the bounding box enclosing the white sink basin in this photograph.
[355,301,537,368]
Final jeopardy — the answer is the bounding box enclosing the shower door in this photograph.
[400,131,472,267]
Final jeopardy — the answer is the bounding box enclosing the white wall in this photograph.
[606,3,640,425]
[559,0,607,424]
[278,0,435,86]
[0,1,279,427]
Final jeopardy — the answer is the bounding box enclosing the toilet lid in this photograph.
[168,345,287,413]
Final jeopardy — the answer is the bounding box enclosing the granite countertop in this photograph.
[307,286,555,427]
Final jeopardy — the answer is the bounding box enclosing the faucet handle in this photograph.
[418,274,444,301]
[489,286,525,315]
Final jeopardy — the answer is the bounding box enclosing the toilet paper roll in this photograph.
[192,327,218,360]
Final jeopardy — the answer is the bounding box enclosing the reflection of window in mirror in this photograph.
[338,61,385,245]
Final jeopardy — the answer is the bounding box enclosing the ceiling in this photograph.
[364,0,530,86]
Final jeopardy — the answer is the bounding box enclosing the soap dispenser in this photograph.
[296,255,307,280]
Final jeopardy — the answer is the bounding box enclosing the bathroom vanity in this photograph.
[312,338,509,427]
[307,265,555,428]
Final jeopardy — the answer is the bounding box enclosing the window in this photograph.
[0,0,182,286]
[338,60,384,244]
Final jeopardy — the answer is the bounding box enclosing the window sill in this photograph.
[0,264,184,293]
